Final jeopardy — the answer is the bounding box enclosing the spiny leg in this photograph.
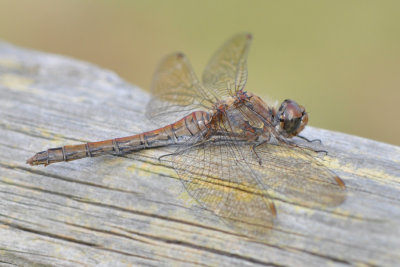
[297,135,322,144]
[251,140,267,165]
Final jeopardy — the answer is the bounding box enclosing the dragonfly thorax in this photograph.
[235,91,309,140]
[237,91,274,124]
[210,91,308,140]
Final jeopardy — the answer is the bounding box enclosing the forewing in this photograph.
[202,33,252,98]
[168,134,275,238]
[253,142,346,208]
[146,53,215,125]
[219,99,344,208]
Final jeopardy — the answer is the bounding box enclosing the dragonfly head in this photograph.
[275,99,308,138]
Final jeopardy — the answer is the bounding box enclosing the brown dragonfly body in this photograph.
[27,33,345,238]
[27,110,209,166]
[27,90,306,167]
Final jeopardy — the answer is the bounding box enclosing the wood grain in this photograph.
[0,41,399,267]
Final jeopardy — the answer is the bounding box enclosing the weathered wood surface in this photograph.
[0,41,399,267]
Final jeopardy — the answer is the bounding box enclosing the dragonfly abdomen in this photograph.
[26,111,210,166]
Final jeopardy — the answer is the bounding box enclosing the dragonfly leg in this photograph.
[158,152,175,161]
[314,149,328,155]
[112,139,121,154]
[62,146,66,161]
[158,135,215,161]
[285,137,329,156]
[252,140,268,165]
[46,149,50,166]
[297,135,322,144]
[85,143,92,157]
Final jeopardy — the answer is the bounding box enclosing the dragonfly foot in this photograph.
[251,143,263,165]
[315,149,328,156]
[297,135,322,144]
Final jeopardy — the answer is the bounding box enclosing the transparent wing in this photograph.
[202,33,252,98]
[217,101,345,208]
[146,53,216,125]
[165,109,277,238]
[253,142,346,208]
[169,135,275,238]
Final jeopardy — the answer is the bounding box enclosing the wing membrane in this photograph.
[146,34,345,239]
[146,53,215,125]
[202,33,252,98]
[253,142,346,207]
[147,33,253,125]
[169,136,275,237]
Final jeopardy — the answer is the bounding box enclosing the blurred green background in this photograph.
[1,0,399,145]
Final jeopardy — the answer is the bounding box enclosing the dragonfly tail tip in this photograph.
[26,156,34,166]
[26,154,40,166]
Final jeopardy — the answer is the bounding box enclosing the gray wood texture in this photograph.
[0,41,399,267]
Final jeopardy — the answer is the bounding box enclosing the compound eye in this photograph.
[278,100,306,137]
[284,116,301,133]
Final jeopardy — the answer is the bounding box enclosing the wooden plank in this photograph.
[0,41,399,266]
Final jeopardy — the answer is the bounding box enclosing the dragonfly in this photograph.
[27,33,345,238]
